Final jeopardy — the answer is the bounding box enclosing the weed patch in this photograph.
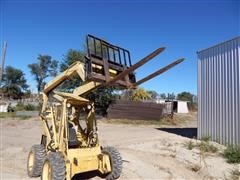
[185,140,195,150]
[185,138,218,154]
[200,135,211,142]
[223,145,240,163]
[197,141,218,153]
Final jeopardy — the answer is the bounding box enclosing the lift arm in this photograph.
[43,61,85,95]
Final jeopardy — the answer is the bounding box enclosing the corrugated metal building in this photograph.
[197,37,240,145]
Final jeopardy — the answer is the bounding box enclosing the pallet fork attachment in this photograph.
[106,47,165,85]
[133,58,185,87]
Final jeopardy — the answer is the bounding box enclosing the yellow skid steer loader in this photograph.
[27,34,184,180]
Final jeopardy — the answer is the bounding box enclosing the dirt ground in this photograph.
[0,115,238,180]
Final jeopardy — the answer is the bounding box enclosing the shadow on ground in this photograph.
[72,171,104,180]
[156,128,197,139]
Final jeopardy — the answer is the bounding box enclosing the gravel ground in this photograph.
[0,117,238,180]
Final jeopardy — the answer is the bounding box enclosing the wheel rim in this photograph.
[42,160,51,180]
[28,152,34,172]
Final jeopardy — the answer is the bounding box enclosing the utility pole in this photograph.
[0,41,7,81]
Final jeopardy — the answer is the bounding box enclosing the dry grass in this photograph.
[225,168,240,180]
[104,118,173,126]
[185,140,195,150]
[185,137,218,154]
[105,112,196,126]
[190,164,202,172]
[230,168,240,180]
[0,112,31,120]
[198,141,218,153]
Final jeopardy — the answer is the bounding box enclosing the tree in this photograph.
[177,91,193,102]
[1,66,28,99]
[147,90,158,99]
[159,93,167,99]
[177,91,197,111]
[28,55,58,93]
[86,86,121,115]
[167,92,176,100]
[120,89,133,100]
[58,49,85,92]
[60,49,85,72]
[131,88,151,101]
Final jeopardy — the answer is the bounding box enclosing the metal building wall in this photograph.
[197,37,240,145]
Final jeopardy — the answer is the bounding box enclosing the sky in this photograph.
[0,0,239,95]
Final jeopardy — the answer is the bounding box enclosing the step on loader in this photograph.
[27,34,184,180]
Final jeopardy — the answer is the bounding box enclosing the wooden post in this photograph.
[0,42,7,81]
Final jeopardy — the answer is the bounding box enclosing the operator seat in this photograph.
[68,124,81,148]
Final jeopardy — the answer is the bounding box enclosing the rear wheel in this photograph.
[102,146,123,180]
[41,152,66,180]
[27,144,46,177]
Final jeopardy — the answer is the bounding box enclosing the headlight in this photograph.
[67,103,71,108]
[87,104,91,110]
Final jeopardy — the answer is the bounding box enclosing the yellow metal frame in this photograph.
[40,61,113,179]
[38,41,184,179]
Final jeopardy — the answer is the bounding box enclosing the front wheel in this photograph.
[102,146,123,180]
[41,152,66,180]
[27,144,46,177]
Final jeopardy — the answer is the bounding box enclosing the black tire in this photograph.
[102,146,123,180]
[27,144,47,177]
[41,152,66,180]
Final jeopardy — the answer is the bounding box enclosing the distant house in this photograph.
[155,99,189,114]
[168,100,189,114]
[0,102,9,112]
[173,100,189,113]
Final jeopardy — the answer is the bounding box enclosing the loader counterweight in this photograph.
[66,147,111,178]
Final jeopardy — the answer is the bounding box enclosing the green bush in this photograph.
[224,145,240,163]
[7,104,14,112]
[14,102,25,111]
[14,102,40,111]
[35,103,42,111]
[24,104,35,111]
